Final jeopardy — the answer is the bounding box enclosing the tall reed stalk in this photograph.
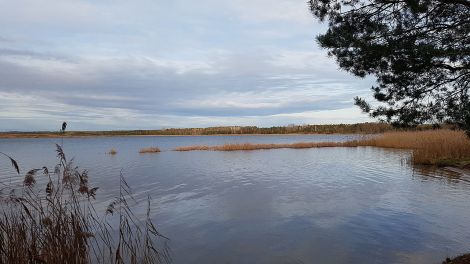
[0,144,170,263]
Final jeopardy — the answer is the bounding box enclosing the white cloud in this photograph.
[227,0,314,25]
[0,0,375,130]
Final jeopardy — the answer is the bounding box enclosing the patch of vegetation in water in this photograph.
[435,158,470,169]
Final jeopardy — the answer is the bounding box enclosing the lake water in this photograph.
[1,135,469,264]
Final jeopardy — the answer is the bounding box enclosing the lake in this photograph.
[1,135,469,264]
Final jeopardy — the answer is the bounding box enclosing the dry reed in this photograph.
[108,148,117,155]
[174,142,347,151]
[139,147,161,154]
[174,145,215,151]
[358,129,470,165]
[0,144,170,264]
[173,129,470,166]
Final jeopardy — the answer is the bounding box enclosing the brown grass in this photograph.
[139,147,161,154]
[173,129,470,166]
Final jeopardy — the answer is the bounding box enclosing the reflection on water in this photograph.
[413,165,470,185]
[1,135,470,264]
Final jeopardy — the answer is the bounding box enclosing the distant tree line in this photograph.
[148,123,394,135]
[0,122,456,138]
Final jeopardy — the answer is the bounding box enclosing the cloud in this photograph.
[0,48,373,130]
[0,0,105,25]
[224,0,314,25]
[0,0,374,130]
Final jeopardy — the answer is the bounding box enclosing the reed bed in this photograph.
[174,142,348,151]
[0,144,170,264]
[139,147,161,153]
[359,129,470,165]
[173,129,470,166]
[174,145,212,151]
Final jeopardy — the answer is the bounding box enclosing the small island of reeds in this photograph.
[139,147,161,153]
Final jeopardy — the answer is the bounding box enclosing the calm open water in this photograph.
[1,135,469,264]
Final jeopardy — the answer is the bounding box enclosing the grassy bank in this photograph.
[174,129,470,167]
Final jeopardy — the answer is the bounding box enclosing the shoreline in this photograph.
[0,132,366,139]
[0,123,448,139]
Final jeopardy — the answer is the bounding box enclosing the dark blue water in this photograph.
[1,135,469,264]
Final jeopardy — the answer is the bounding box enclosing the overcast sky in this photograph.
[0,0,375,131]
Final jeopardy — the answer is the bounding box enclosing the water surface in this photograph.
[1,135,469,264]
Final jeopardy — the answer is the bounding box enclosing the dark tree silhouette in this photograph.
[309,0,470,132]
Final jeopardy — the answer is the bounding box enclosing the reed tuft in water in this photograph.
[108,148,118,155]
[139,147,161,154]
